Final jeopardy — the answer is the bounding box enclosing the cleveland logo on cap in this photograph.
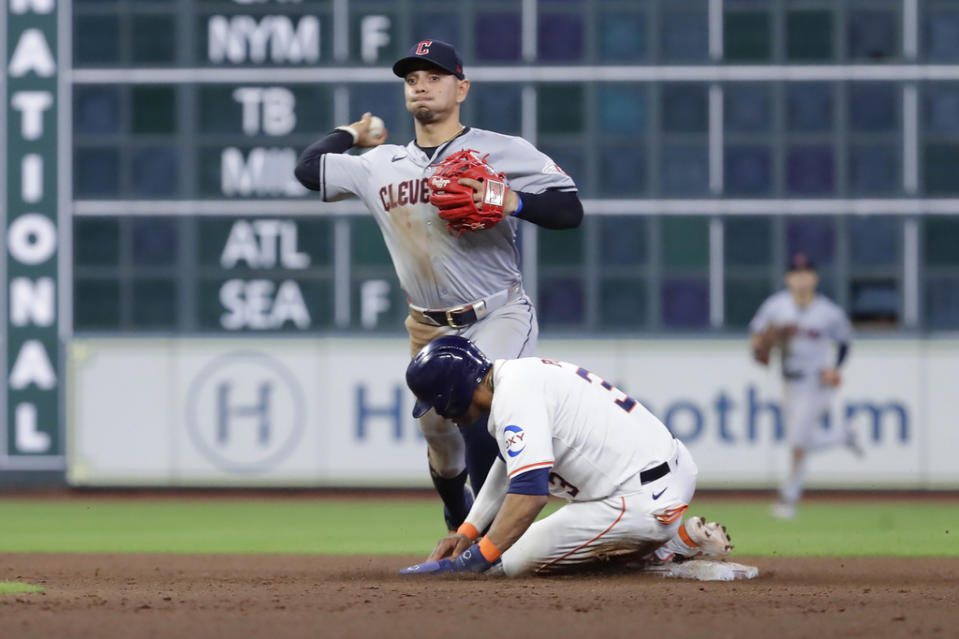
[394,40,465,80]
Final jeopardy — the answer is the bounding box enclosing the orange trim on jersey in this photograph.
[478,536,503,562]
[507,461,554,478]
[654,504,689,526]
[457,522,480,541]
[538,496,627,571]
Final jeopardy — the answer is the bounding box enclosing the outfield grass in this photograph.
[0,498,955,557]
[689,501,958,557]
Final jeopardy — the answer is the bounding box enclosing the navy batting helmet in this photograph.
[406,335,492,419]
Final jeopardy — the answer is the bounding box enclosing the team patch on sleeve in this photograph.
[504,425,527,458]
[542,161,567,175]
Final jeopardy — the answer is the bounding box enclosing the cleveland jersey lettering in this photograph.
[378,178,431,211]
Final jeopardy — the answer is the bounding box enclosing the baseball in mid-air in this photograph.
[367,115,385,138]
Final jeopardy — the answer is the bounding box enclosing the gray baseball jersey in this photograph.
[749,291,853,379]
[319,127,577,308]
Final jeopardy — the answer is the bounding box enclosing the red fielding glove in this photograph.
[428,149,508,236]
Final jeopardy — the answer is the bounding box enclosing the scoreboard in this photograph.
[6,0,453,470]
[5,0,544,472]
[66,0,532,336]
[5,0,959,477]
[55,0,959,340]
[67,1,412,335]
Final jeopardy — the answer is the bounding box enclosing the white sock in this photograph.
[806,426,849,452]
[780,455,808,504]
[651,521,701,561]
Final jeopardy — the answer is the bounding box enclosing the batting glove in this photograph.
[399,543,494,575]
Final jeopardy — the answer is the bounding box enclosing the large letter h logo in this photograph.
[217,381,273,446]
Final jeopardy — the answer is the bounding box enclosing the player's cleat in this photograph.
[649,515,733,562]
[443,485,474,532]
[678,516,732,559]
[770,501,797,520]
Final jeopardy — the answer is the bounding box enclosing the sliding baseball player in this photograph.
[399,336,734,577]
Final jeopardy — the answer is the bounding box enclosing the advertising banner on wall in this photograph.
[66,338,959,489]
[3,0,63,471]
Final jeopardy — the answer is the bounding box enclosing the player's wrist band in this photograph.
[451,543,496,572]
[478,536,503,562]
[512,194,524,216]
[335,125,359,145]
[457,522,480,541]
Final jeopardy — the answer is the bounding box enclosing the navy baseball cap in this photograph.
[393,40,465,80]
[787,252,817,272]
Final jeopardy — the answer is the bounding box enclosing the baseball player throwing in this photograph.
[399,336,733,577]
[294,40,583,532]
[750,252,859,520]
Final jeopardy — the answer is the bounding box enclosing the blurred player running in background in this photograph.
[749,253,860,520]
[294,40,583,532]
[399,336,735,577]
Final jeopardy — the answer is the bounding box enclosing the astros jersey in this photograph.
[749,291,853,378]
[318,128,576,308]
[488,358,676,502]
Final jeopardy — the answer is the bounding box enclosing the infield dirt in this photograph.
[1,554,957,639]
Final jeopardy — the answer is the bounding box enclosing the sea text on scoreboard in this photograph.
[218,219,312,330]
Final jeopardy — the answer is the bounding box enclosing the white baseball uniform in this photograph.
[318,127,577,478]
[749,291,854,449]
[463,357,699,577]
